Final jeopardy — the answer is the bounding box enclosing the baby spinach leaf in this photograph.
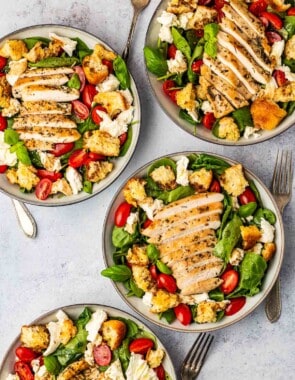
[144,46,168,76]
[158,185,195,204]
[4,129,19,145]
[44,355,61,375]
[232,106,253,133]
[77,116,98,134]
[209,288,225,302]
[112,226,138,248]
[238,202,257,218]
[29,151,43,168]
[82,180,93,194]
[119,125,133,157]
[147,157,177,176]
[204,23,219,58]
[71,37,92,55]
[283,58,295,71]
[101,264,132,282]
[67,73,81,89]
[126,279,144,298]
[76,307,92,329]
[113,56,130,90]
[160,309,176,324]
[171,27,191,60]
[114,338,131,371]
[189,153,230,175]
[284,16,295,37]
[253,208,276,225]
[248,180,263,207]
[23,37,50,49]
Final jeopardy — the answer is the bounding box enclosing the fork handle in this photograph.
[265,277,281,323]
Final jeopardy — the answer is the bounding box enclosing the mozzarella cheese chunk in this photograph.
[139,199,163,221]
[270,40,285,67]
[96,74,120,92]
[259,218,275,243]
[43,310,70,356]
[201,100,213,113]
[229,248,245,266]
[124,211,139,234]
[0,131,17,166]
[180,292,209,305]
[159,25,173,43]
[98,107,134,137]
[49,32,77,56]
[176,155,191,186]
[157,10,178,27]
[65,166,83,195]
[120,89,133,106]
[244,126,261,139]
[178,12,194,30]
[167,50,187,74]
[142,292,153,307]
[85,309,108,342]
[6,375,20,380]
[126,353,158,380]
[105,359,125,380]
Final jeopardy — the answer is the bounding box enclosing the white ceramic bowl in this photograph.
[0,25,141,206]
[102,151,284,332]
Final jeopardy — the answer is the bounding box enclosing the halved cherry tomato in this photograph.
[114,202,132,227]
[51,142,74,157]
[273,70,288,87]
[72,100,89,120]
[162,79,178,103]
[82,84,98,109]
[154,364,166,380]
[266,31,282,44]
[91,105,107,125]
[68,149,88,168]
[261,12,283,30]
[225,297,246,316]
[102,58,113,73]
[129,338,154,355]
[220,269,239,294]
[157,273,177,293]
[210,179,221,192]
[191,59,203,73]
[87,152,106,161]
[174,304,192,325]
[14,361,34,380]
[15,347,38,363]
[202,112,216,130]
[0,114,7,131]
[93,344,112,366]
[150,264,158,280]
[259,15,269,28]
[35,178,52,200]
[168,44,177,59]
[143,218,152,229]
[0,56,7,70]
[119,132,128,146]
[287,7,295,16]
[238,187,256,205]
[0,165,7,173]
[37,169,62,182]
[73,66,86,92]
[248,0,267,16]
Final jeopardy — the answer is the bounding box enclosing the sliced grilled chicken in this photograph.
[172,252,223,276]
[24,139,55,151]
[201,65,249,108]
[13,115,77,129]
[206,82,235,118]
[16,85,80,102]
[218,32,270,84]
[181,277,223,296]
[20,101,72,116]
[17,127,81,143]
[20,67,74,78]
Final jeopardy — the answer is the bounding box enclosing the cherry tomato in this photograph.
[114,202,132,227]
[266,31,282,44]
[14,361,34,380]
[198,0,212,5]
[91,105,107,125]
[0,165,7,173]
[150,264,158,280]
[51,142,74,157]
[162,80,178,103]
[287,7,295,16]
[220,269,239,294]
[73,66,86,92]
[214,0,225,9]
[82,84,98,109]
[35,178,52,200]
[261,12,283,30]
[174,304,192,326]
[273,70,288,87]
[15,347,38,363]
[248,0,267,16]
[143,218,152,229]
[168,44,177,59]
[37,169,62,182]
[119,132,128,146]
[129,338,154,355]
[0,56,7,70]
[102,58,113,73]
[209,179,221,192]
[87,152,106,161]
[0,114,7,131]
[157,273,177,293]
[68,149,88,168]
[72,100,89,120]
[202,112,216,130]
[238,187,256,205]
[154,364,166,380]
[93,344,112,366]
[191,59,203,73]
[259,15,269,28]
[225,297,246,316]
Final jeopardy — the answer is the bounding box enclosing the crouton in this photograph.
[149,289,179,313]
[146,348,165,368]
[23,41,46,63]
[285,35,295,60]
[1,98,20,117]
[268,0,291,12]
[123,178,147,207]
[132,265,156,292]
[0,39,28,60]
[176,83,197,112]
[94,91,127,118]
[6,163,40,191]
[85,160,113,182]
[240,225,262,250]
[220,164,248,197]
[250,99,287,130]
[50,178,73,196]
[189,168,213,192]
[0,75,12,108]
[126,245,149,266]
[262,242,276,261]
[83,130,120,157]
[187,6,217,30]
[6,58,27,86]
[20,325,50,352]
[101,320,126,350]
[57,360,89,380]
[195,300,228,324]
[196,76,209,100]
[167,0,198,14]
[150,165,177,190]
[218,117,240,142]
[229,248,245,266]
[59,319,77,345]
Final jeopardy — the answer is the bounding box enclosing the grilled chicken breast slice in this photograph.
[205,81,235,118]
[17,127,81,143]
[176,261,224,288]
[180,277,223,296]
[23,139,55,151]
[17,85,80,102]
[20,101,72,116]
[172,253,223,276]
[13,115,77,129]
[20,67,74,78]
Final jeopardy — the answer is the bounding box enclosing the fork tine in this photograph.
[271,150,280,192]
[183,333,214,368]
[190,334,214,371]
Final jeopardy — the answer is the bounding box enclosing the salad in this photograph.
[6,306,171,380]
[144,0,295,142]
[102,154,278,326]
[0,30,136,201]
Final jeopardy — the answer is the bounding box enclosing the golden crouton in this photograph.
[0,75,12,108]
[94,44,117,62]
[57,360,89,380]
[196,76,209,100]
[94,91,127,118]
[51,178,73,196]
[167,0,198,14]
[268,0,291,12]
[123,178,147,207]
[240,225,262,250]
[6,163,40,191]
[285,35,295,60]
[85,160,113,182]
[20,325,50,352]
[132,265,155,292]
[195,301,228,324]
[218,117,240,142]
[1,98,20,117]
[176,83,197,112]
[58,319,77,345]
[127,245,149,266]
[146,348,165,368]
[6,58,27,85]
[220,164,248,197]
[83,130,120,157]
[0,39,28,60]
[187,6,217,30]
[189,168,213,192]
[23,41,46,63]
[250,99,287,130]
[150,289,179,313]
[150,165,176,190]
[101,320,126,350]
[262,242,276,262]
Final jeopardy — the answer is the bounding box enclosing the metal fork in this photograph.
[265,150,293,323]
[181,333,214,380]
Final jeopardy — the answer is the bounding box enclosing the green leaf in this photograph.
[253,208,276,225]
[77,115,98,134]
[232,106,253,133]
[179,109,198,125]
[83,180,93,194]
[112,226,138,248]
[113,56,131,90]
[71,37,92,55]
[208,288,225,302]
[156,260,172,274]
[160,309,176,324]
[171,27,191,60]
[147,244,160,263]
[144,46,168,76]
[283,58,295,71]
[284,16,295,37]
[29,150,43,168]
[29,56,79,68]
[119,124,133,157]
[126,279,144,298]
[67,73,81,89]
[44,355,61,375]
[76,307,92,329]
[189,153,230,175]
[112,317,139,337]
[101,265,132,282]
[114,338,131,371]
[217,204,232,240]
[4,129,19,145]
[238,202,257,218]
[23,37,50,49]
[15,143,31,165]
[204,23,219,58]
[248,180,263,207]
[187,42,204,83]
[147,158,177,176]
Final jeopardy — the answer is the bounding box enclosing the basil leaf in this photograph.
[144,46,168,76]
[284,16,295,37]
[83,180,93,194]
[112,226,138,248]
[44,356,61,375]
[15,143,31,165]
[113,56,130,90]
[101,265,132,282]
[238,202,257,218]
[156,260,172,274]
[67,73,81,89]
[23,37,50,49]
[29,56,79,68]
[232,106,253,133]
[171,27,191,60]
[160,309,176,324]
[147,244,160,262]
[126,279,144,298]
[4,129,19,145]
[179,109,198,125]
[119,125,133,157]
[204,23,219,58]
